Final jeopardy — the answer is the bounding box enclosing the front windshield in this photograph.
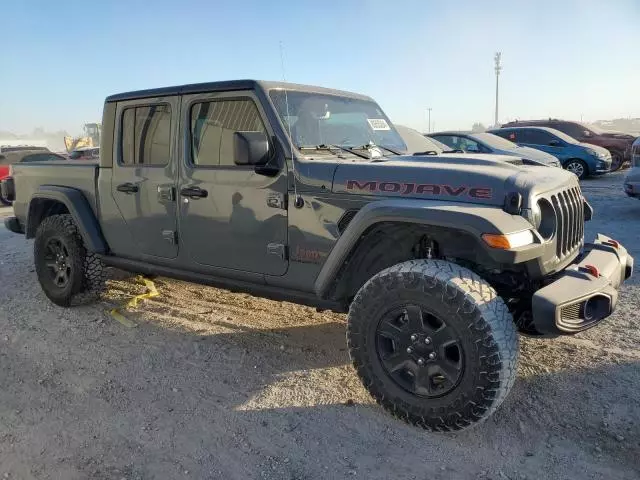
[269,90,407,152]
[473,132,518,150]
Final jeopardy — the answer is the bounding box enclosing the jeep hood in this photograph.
[332,154,577,208]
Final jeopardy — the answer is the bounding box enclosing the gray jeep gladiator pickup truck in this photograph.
[2,80,634,431]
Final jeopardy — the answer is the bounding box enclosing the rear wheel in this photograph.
[347,259,519,431]
[564,159,588,180]
[34,214,106,307]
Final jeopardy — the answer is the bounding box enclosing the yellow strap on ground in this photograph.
[109,276,159,327]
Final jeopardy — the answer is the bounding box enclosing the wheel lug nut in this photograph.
[428,352,436,359]
[424,337,431,345]
[417,358,425,366]
[410,334,418,342]
[406,347,413,354]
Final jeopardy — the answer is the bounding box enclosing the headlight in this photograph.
[482,230,536,249]
[536,199,556,240]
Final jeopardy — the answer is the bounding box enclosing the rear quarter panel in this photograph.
[12,161,99,222]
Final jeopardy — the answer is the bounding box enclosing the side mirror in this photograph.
[548,139,561,146]
[234,131,270,166]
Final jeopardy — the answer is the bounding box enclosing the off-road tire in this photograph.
[347,259,519,431]
[34,214,106,307]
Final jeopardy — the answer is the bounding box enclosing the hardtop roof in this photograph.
[491,126,562,134]
[105,80,373,103]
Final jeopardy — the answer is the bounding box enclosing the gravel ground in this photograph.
[0,171,639,480]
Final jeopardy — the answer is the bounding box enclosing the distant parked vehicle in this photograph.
[68,147,100,160]
[623,137,640,199]
[427,131,561,167]
[0,145,49,154]
[0,150,66,205]
[396,125,541,166]
[395,125,453,154]
[501,119,637,172]
[489,126,612,180]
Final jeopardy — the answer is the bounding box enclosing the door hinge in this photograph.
[267,243,287,260]
[267,192,287,210]
[162,230,177,245]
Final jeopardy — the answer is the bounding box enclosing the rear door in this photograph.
[111,97,180,259]
[177,90,288,276]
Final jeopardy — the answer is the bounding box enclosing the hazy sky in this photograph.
[1,0,639,135]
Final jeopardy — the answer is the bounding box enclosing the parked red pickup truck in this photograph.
[501,119,637,171]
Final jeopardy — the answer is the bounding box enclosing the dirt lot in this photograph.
[0,171,639,480]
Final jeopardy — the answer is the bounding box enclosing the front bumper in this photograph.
[624,182,640,199]
[531,234,633,335]
[594,161,612,174]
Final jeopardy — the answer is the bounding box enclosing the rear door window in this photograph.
[553,123,583,138]
[521,129,555,145]
[120,104,171,166]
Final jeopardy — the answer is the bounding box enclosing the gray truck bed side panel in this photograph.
[12,162,99,221]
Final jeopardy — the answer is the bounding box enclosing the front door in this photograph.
[517,129,566,160]
[111,97,180,259]
[177,91,288,276]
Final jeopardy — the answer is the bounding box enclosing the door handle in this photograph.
[180,186,208,199]
[117,182,139,194]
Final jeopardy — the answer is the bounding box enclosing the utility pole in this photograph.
[427,107,432,133]
[494,52,502,127]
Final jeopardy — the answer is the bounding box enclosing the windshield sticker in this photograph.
[367,118,391,131]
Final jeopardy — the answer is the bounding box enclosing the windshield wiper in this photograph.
[413,150,439,156]
[353,143,403,156]
[299,144,370,159]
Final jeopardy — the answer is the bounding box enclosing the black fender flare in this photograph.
[314,199,541,298]
[26,185,108,254]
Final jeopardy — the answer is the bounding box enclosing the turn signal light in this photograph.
[482,230,535,249]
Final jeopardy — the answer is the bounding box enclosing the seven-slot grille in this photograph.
[549,186,584,260]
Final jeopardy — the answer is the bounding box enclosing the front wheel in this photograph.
[564,159,588,180]
[347,259,519,431]
[609,151,624,172]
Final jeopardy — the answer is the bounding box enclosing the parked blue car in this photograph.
[427,131,561,167]
[489,126,612,180]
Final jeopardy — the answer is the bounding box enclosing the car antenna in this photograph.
[280,41,304,209]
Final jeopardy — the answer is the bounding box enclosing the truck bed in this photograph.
[12,161,100,222]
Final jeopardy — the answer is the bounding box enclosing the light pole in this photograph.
[427,107,432,133]
[494,52,502,127]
